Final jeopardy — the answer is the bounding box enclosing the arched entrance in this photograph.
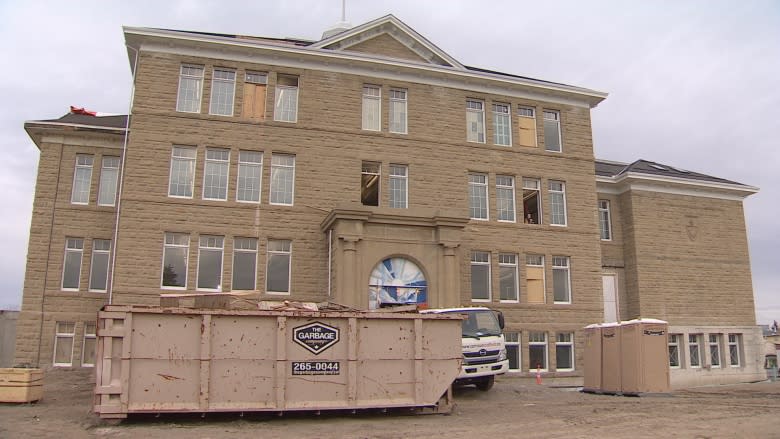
[368,257,427,309]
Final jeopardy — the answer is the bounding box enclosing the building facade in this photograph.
[15,15,764,386]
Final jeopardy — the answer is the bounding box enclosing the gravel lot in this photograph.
[1,369,779,438]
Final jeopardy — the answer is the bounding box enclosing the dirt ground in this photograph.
[1,369,779,439]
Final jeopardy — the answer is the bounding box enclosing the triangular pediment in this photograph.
[311,15,464,69]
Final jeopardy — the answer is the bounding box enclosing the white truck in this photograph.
[422,307,509,391]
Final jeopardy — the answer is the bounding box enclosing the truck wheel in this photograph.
[475,376,494,391]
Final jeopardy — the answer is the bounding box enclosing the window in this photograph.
[242,71,267,120]
[689,334,702,367]
[526,255,546,304]
[162,232,189,289]
[361,161,381,206]
[468,173,488,220]
[209,68,236,116]
[176,65,204,113]
[499,253,519,302]
[97,156,120,206]
[197,236,223,291]
[88,239,111,292]
[598,200,612,240]
[522,178,541,224]
[203,148,230,201]
[466,100,485,143]
[529,332,548,372]
[62,238,84,290]
[53,322,75,367]
[389,164,408,208]
[470,251,491,301]
[549,181,567,226]
[668,334,681,368]
[389,89,408,134]
[496,175,516,222]
[274,74,298,122]
[232,237,257,291]
[506,332,521,372]
[728,334,741,367]
[362,85,381,131]
[492,103,511,146]
[71,154,93,204]
[709,334,721,368]
[168,146,196,198]
[552,256,571,303]
[269,154,295,205]
[517,106,537,147]
[237,151,263,203]
[82,322,97,367]
[543,110,561,152]
[556,333,574,371]
[266,239,291,294]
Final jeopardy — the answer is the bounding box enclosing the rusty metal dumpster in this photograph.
[93,305,462,419]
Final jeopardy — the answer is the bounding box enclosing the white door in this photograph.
[602,275,618,322]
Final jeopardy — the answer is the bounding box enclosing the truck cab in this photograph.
[422,307,509,391]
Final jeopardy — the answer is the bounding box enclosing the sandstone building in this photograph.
[16,15,763,387]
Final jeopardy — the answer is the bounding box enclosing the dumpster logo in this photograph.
[293,322,340,355]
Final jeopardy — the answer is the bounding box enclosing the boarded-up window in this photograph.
[526,255,545,304]
[517,107,537,147]
[242,72,267,121]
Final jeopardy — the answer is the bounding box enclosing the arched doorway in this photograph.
[368,257,427,309]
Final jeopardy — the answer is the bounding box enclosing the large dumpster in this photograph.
[582,324,602,393]
[94,305,462,420]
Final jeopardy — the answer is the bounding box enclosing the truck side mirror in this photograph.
[495,311,505,330]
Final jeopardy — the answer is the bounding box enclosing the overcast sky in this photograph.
[0,1,777,324]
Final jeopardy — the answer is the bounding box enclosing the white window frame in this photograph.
[202,148,230,201]
[236,150,263,203]
[689,334,702,368]
[543,110,562,152]
[269,154,295,206]
[389,164,408,208]
[709,334,722,368]
[529,332,548,372]
[668,334,681,368]
[389,88,408,134]
[361,161,381,207]
[61,238,84,291]
[496,175,516,222]
[552,256,572,304]
[598,200,612,241]
[470,251,491,302]
[498,253,519,303]
[196,235,224,292]
[362,85,381,131]
[468,173,489,220]
[266,239,292,295]
[492,103,512,146]
[555,332,574,371]
[88,239,111,292]
[274,75,299,123]
[466,100,485,143]
[728,334,741,367]
[505,331,521,372]
[176,64,204,113]
[549,180,568,226]
[168,146,196,198]
[522,178,542,224]
[97,156,120,207]
[81,322,97,368]
[53,321,75,367]
[161,232,189,290]
[209,68,236,116]
[71,154,93,205]
[232,237,258,291]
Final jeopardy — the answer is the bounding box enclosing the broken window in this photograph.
[361,161,381,206]
[274,74,298,122]
[522,178,541,224]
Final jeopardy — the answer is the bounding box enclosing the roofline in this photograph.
[596,172,758,195]
[123,27,608,106]
[24,120,127,133]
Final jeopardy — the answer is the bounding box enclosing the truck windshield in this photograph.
[458,310,502,338]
